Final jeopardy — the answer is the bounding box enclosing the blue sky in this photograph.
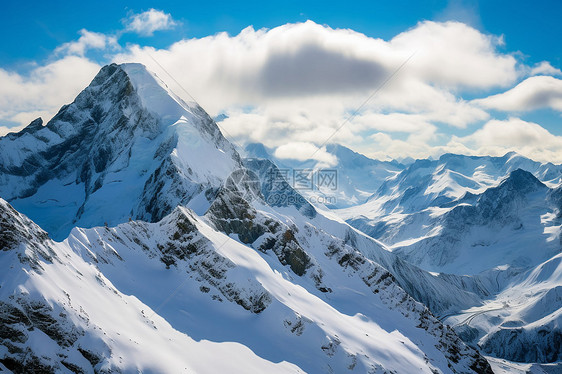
[1,0,561,162]
[2,0,560,68]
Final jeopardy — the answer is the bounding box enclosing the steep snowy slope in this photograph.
[0,63,240,240]
[0,199,302,373]
[0,198,493,373]
[244,142,404,208]
[243,157,496,317]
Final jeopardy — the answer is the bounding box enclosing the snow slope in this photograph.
[445,252,562,364]
[0,198,492,373]
[0,199,300,373]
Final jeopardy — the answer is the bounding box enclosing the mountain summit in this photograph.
[0,63,241,240]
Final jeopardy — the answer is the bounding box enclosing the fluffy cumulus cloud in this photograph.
[55,29,119,56]
[388,21,518,89]
[474,76,562,112]
[357,117,562,164]
[274,142,337,165]
[2,18,562,163]
[124,9,177,36]
[530,61,562,76]
[354,113,441,160]
[116,21,519,111]
[111,19,520,159]
[447,118,562,163]
[0,56,101,135]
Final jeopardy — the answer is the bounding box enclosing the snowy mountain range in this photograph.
[0,63,500,373]
[243,139,562,371]
[335,152,562,370]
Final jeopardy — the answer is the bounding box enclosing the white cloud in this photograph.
[446,118,562,163]
[473,76,562,112]
[364,130,443,161]
[530,61,562,76]
[116,20,518,108]
[125,9,177,36]
[352,112,435,133]
[370,79,489,128]
[356,118,562,164]
[0,56,101,128]
[273,142,337,165]
[218,103,360,149]
[389,21,517,89]
[359,113,440,160]
[55,29,118,56]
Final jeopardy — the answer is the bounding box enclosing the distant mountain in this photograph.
[244,142,404,208]
[392,169,556,274]
[336,153,562,366]
[338,152,562,250]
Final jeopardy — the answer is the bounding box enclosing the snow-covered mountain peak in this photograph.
[499,168,546,191]
[474,169,547,212]
[119,63,199,126]
[0,63,241,240]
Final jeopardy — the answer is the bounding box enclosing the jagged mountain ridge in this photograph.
[0,195,493,373]
[391,169,557,274]
[337,153,562,274]
[0,199,302,373]
[338,152,562,244]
